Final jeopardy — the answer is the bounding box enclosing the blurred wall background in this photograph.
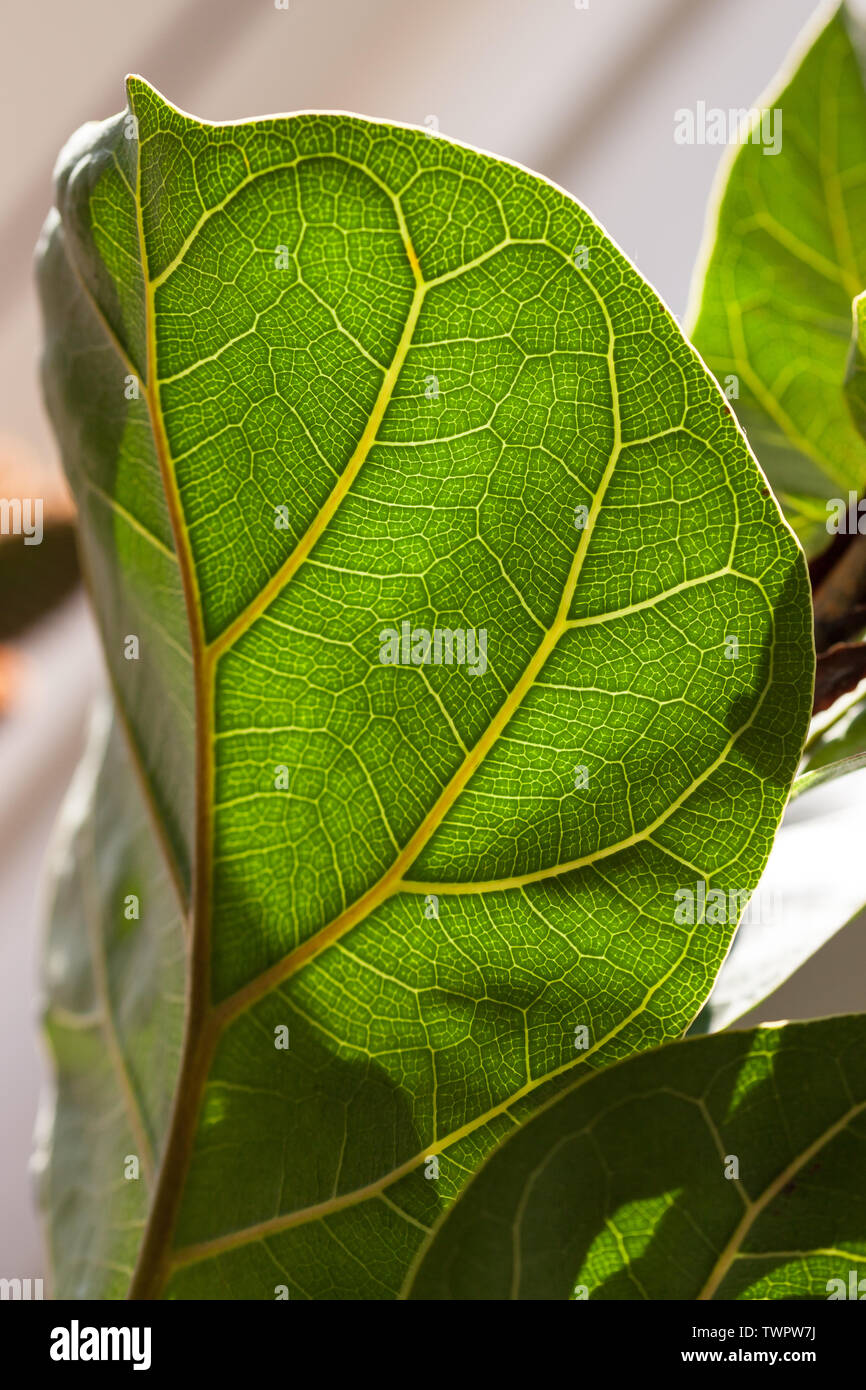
[3,0,862,1281]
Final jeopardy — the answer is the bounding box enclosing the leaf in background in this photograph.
[35,704,185,1298]
[688,1,866,558]
[406,1015,866,1300]
[37,78,812,1299]
[800,679,866,773]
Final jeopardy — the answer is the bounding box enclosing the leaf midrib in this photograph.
[697,1097,866,1299]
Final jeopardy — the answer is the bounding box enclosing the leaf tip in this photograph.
[124,75,176,126]
[124,73,150,104]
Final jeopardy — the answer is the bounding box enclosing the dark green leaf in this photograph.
[407,1015,866,1300]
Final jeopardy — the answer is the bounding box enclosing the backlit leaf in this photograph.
[37,78,812,1299]
[689,2,866,557]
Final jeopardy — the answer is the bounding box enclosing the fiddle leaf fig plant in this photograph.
[35,74,817,1301]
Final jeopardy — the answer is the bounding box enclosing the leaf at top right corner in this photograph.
[688,0,866,558]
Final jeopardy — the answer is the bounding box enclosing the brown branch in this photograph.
[813,641,866,715]
[812,530,866,653]
[809,526,855,591]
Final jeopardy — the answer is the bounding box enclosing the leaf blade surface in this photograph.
[38,80,813,1299]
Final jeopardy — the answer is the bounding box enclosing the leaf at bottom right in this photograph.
[405,1015,866,1300]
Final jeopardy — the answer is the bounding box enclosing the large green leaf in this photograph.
[407,1015,866,1300]
[37,78,812,1300]
[688,1,866,557]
